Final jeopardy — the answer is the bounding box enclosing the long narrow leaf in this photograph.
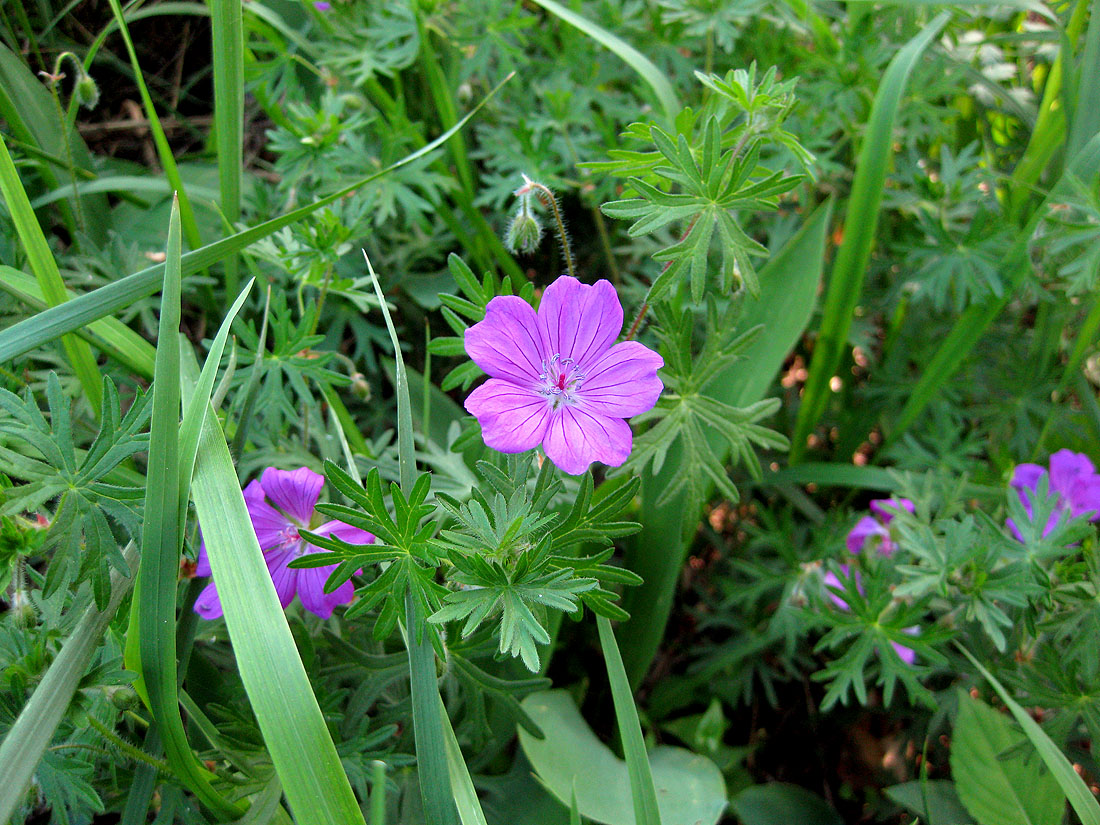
[0,74,513,366]
[0,134,103,410]
[210,0,244,295]
[958,645,1100,825]
[0,265,157,378]
[104,0,204,251]
[191,408,367,824]
[528,0,680,123]
[138,196,242,819]
[597,615,662,825]
[789,15,949,462]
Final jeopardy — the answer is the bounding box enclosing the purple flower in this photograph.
[1008,449,1100,541]
[313,1,331,10]
[822,564,917,664]
[195,467,374,620]
[463,276,663,475]
[846,498,915,556]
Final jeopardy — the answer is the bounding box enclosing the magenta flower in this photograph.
[847,498,915,556]
[1008,449,1100,541]
[463,276,663,475]
[195,467,374,620]
[822,564,917,664]
[313,1,331,10]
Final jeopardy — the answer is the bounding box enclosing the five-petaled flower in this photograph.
[463,275,663,475]
[847,498,915,556]
[195,467,374,620]
[1007,449,1100,541]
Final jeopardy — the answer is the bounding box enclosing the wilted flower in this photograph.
[822,564,917,665]
[195,467,373,620]
[1007,449,1100,541]
[847,498,915,556]
[463,275,663,474]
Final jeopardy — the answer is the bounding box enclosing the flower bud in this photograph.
[505,209,543,255]
[75,71,100,110]
[110,686,140,711]
[351,372,371,401]
[11,588,35,629]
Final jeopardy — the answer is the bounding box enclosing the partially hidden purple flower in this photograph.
[463,276,663,475]
[313,1,331,10]
[195,467,374,620]
[822,564,918,665]
[846,498,915,556]
[1008,449,1100,541]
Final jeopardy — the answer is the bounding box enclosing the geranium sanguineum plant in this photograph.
[463,275,663,474]
[195,467,374,619]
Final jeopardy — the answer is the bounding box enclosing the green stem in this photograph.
[85,715,174,775]
[46,74,85,238]
[529,181,575,279]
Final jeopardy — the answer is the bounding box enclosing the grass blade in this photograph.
[0,73,513,366]
[104,0,205,253]
[138,195,242,819]
[789,14,949,462]
[210,0,244,296]
[597,615,662,825]
[958,645,1100,825]
[528,0,680,123]
[442,696,490,825]
[0,544,138,825]
[191,409,367,823]
[1068,0,1100,158]
[0,133,103,411]
[0,265,156,378]
[367,253,462,824]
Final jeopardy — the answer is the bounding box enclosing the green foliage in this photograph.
[0,375,146,608]
[621,301,788,508]
[594,66,809,301]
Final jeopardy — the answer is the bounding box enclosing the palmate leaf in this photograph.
[430,534,597,672]
[0,374,148,608]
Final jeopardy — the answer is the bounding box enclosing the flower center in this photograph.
[538,354,585,408]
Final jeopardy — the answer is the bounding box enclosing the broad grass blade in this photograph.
[597,616,662,825]
[0,265,156,378]
[789,14,949,462]
[958,645,1100,825]
[0,134,103,411]
[137,197,242,819]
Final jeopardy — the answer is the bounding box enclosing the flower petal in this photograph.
[542,407,632,475]
[1068,476,1100,521]
[847,516,887,554]
[243,479,294,549]
[261,467,324,525]
[868,497,915,523]
[464,295,545,382]
[194,581,223,620]
[265,549,299,609]
[314,520,375,546]
[578,341,663,417]
[296,565,355,619]
[194,537,211,577]
[537,277,623,367]
[465,379,551,454]
[1049,449,1096,497]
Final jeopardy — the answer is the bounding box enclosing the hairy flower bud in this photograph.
[505,208,543,255]
[11,588,35,629]
[110,686,140,711]
[75,70,100,110]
